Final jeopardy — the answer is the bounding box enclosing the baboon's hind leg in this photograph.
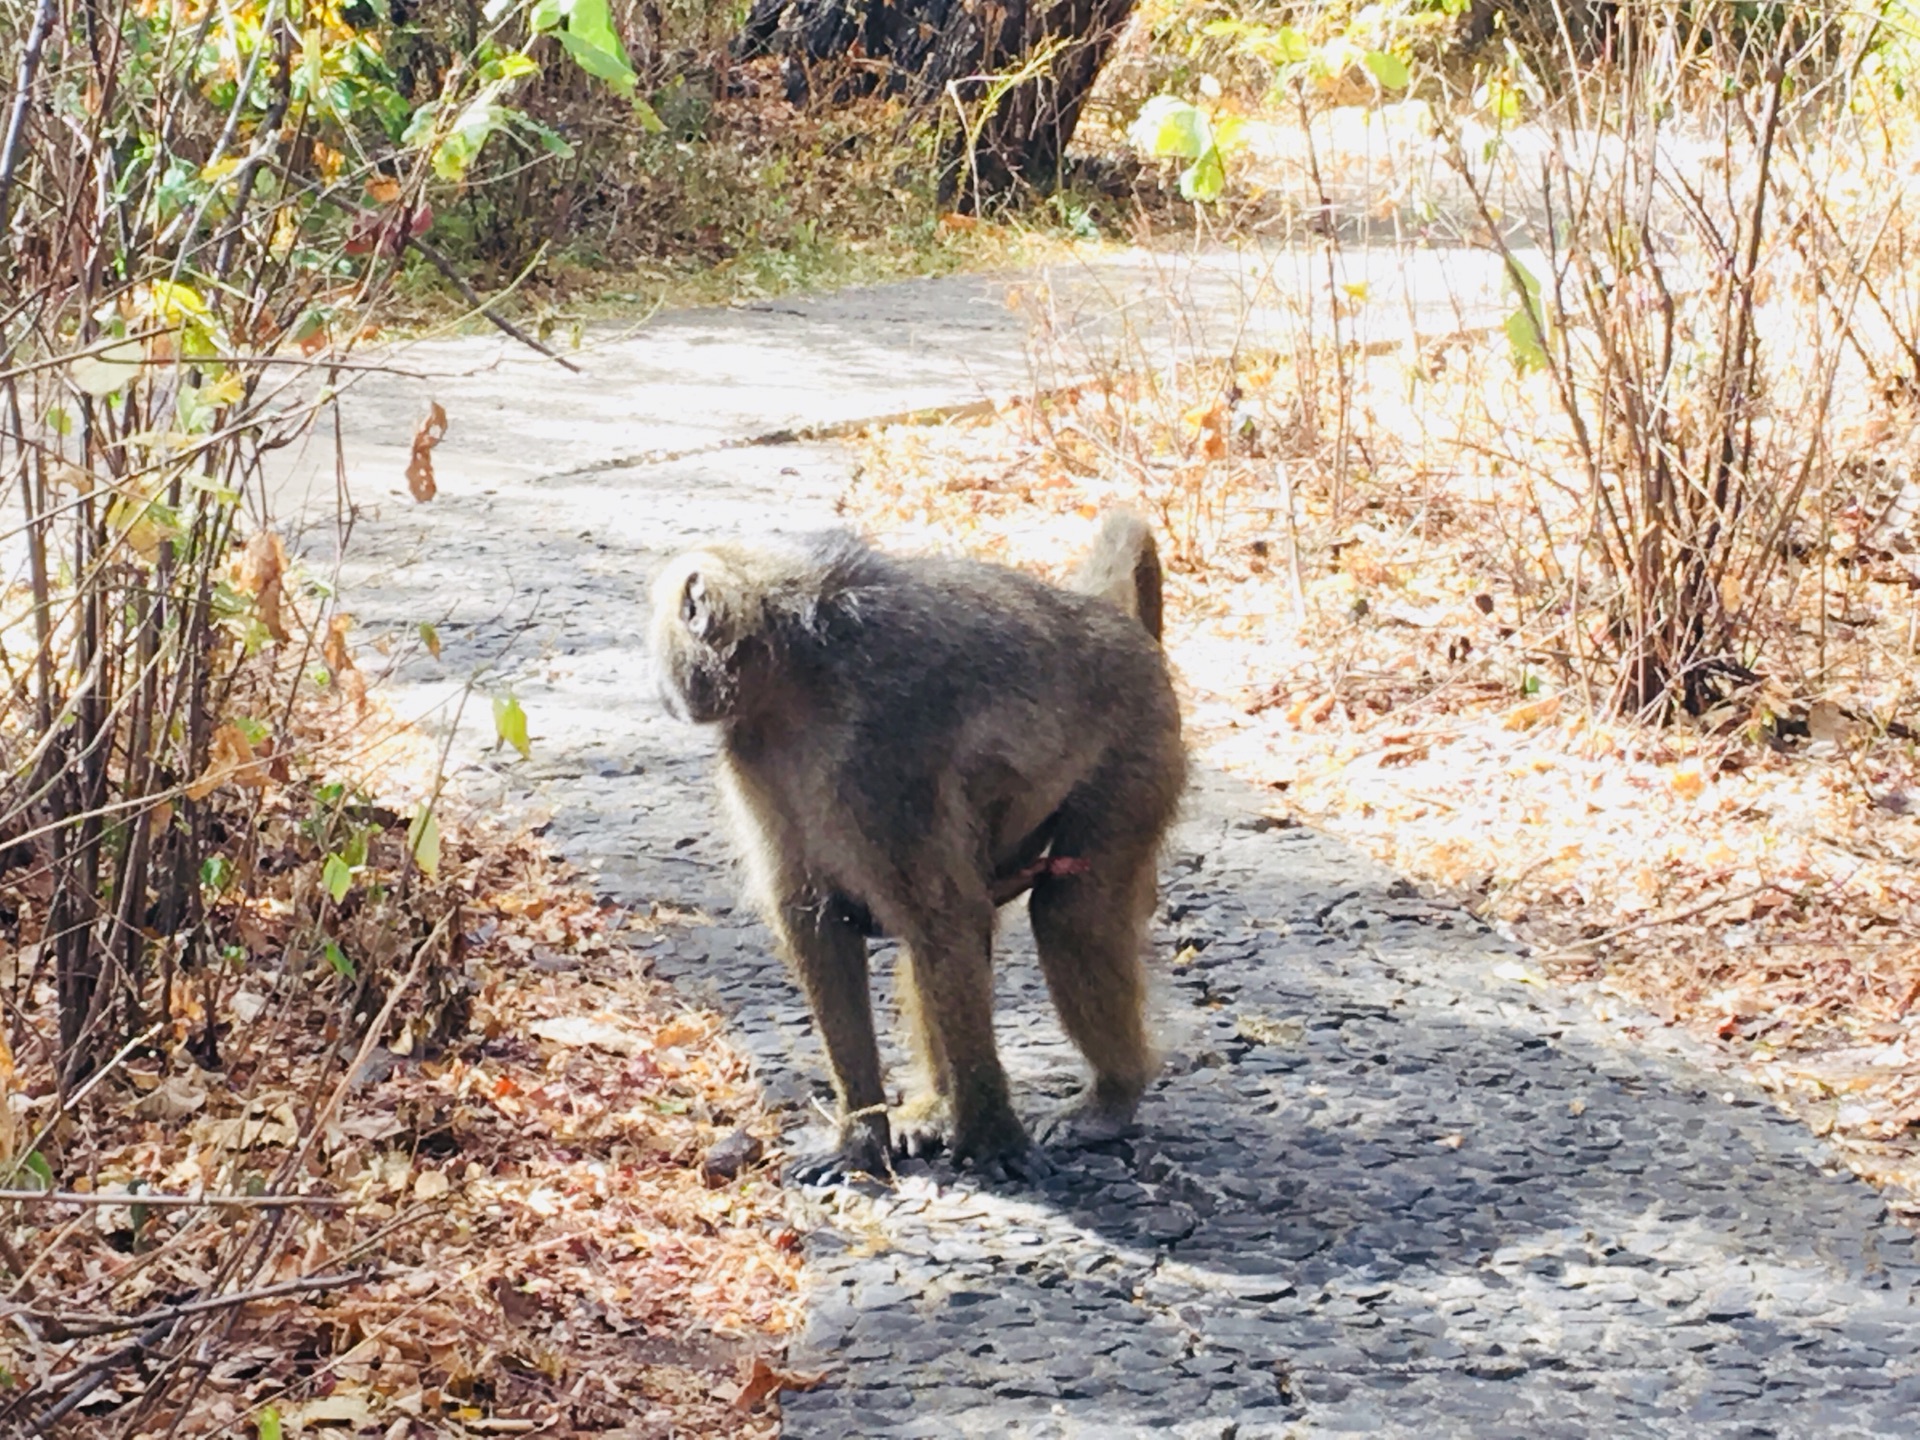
[1028,798,1163,1147]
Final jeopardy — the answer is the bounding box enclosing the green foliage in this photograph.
[1129,9,1419,204]
[493,692,532,759]
[1501,259,1551,372]
[409,804,442,879]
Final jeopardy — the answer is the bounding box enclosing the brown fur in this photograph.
[649,510,1185,1180]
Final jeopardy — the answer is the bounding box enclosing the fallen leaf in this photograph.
[530,1015,648,1057]
[656,1015,708,1048]
[1807,699,1861,746]
[285,1392,377,1427]
[1667,760,1705,800]
[136,1074,208,1120]
[1235,1013,1305,1046]
[407,401,448,502]
[1502,694,1562,730]
[733,1355,826,1412]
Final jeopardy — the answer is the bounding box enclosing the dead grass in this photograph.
[843,311,1920,1213]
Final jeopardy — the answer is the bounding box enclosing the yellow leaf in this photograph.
[146,279,209,322]
[1502,694,1561,730]
[202,370,246,407]
[1668,761,1705,800]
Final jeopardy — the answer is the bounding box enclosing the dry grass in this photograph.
[0,674,803,1435]
[843,223,1920,1208]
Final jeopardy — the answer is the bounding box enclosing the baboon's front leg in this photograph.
[776,894,890,1182]
[903,901,1048,1178]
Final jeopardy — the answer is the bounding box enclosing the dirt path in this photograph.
[286,255,1920,1438]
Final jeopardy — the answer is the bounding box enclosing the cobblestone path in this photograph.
[298,265,1920,1438]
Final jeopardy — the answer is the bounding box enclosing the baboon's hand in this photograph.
[784,1112,893,1186]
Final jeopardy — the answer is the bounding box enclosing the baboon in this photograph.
[649,510,1185,1180]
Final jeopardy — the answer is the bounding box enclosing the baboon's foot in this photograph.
[950,1108,1053,1182]
[784,1112,893,1186]
[890,1093,951,1161]
[1035,1086,1142,1149]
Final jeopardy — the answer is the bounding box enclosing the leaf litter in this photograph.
[846,334,1920,1218]
[0,653,800,1434]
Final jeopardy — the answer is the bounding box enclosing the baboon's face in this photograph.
[650,553,746,724]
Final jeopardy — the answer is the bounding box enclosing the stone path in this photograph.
[286,255,1920,1438]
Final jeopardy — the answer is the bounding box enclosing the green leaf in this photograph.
[1504,307,1548,371]
[408,804,441,879]
[1128,95,1212,161]
[1501,259,1551,371]
[417,621,442,658]
[555,30,637,98]
[200,855,233,891]
[258,1406,283,1440]
[1179,146,1227,203]
[21,1152,53,1192]
[1269,25,1311,65]
[484,52,540,82]
[1364,51,1410,91]
[45,404,72,436]
[493,692,532,759]
[323,852,353,903]
[631,93,665,133]
[562,0,629,61]
[322,939,356,980]
[529,0,563,30]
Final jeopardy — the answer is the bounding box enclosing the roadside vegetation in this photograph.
[848,0,1920,1212]
[9,0,1920,1430]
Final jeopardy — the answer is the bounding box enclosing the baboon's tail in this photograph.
[1069,509,1164,642]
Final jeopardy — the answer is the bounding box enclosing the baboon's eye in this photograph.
[681,573,711,637]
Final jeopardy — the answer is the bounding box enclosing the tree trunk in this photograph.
[740,0,1139,210]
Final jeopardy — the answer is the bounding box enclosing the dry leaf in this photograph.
[136,1074,208,1120]
[285,1392,378,1427]
[186,723,269,800]
[0,1031,14,1166]
[530,1015,648,1057]
[235,530,290,642]
[1667,760,1705,800]
[1501,694,1562,730]
[323,614,355,676]
[407,401,448,502]
[1807,700,1861,747]
[655,1015,709,1048]
[733,1355,826,1412]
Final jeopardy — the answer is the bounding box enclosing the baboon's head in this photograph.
[649,548,766,725]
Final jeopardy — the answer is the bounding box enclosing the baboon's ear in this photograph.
[681,571,715,640]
